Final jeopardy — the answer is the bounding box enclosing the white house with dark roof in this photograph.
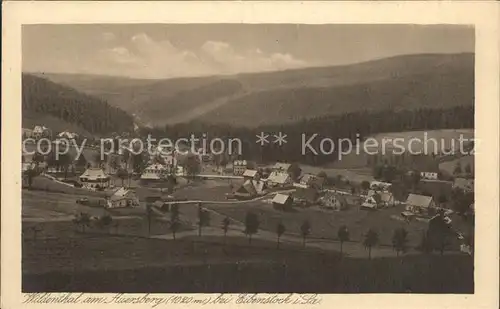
[266,171,292,187]
[272,193,293,209]
[141,163,169,180]
[80,167,110,190]
[320,192,348,211]
[421,171,439,180]
[234,179,267,199]
[234,179,258,199]
[298,173,324,189]
[243,169,260,180]
[57,131,78,140]
[273,162,292,172]
[405,194,436,215]
[107,187,139,208]
[370,181,392,191]
[361,191,383,210]
[32,125,51,139]
[379,191,395,207]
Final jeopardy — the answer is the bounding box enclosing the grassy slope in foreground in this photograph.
[23,235,473,293]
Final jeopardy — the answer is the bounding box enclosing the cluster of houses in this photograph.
[228,162,353,211]
[23,126,52,140]
[23,125,80,141]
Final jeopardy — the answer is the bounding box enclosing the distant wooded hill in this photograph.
[22,74,135,135]
[34,53,474,128]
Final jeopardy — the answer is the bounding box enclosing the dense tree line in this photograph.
[22,74,134,135]
[142,105,474,166]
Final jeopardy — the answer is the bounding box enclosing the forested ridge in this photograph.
[22,74,134,135]
[143,105,474,166]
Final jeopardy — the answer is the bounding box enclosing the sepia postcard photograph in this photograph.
[2,1,499,309]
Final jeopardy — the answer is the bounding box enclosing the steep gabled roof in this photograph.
[243,169,259,177]
[80,168,109,180]
[273,162,291,171]
[406,194,433,208]
[267,171,290,184]
[272,193,292,205]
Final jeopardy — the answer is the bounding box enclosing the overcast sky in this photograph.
[23,24,474,79]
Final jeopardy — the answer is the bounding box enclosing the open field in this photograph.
[22,234,473,293]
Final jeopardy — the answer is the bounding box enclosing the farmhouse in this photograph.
[243,169,260,180]
[107,187,139,208]
[420,171,439,180]
[79,167,110,190]
[298,173,324,189]
[140,163,169,181]
[267,171,292,187]
[33,125,51,139]
[379,191,395,207]
[320,192,348,211]
[370,181,392,191]
[405,194,436,215]
[273,162,292,172]
[272,193,293,210]
[22,162,36,172]
[234,180,258,199]
[272,162,301,180]
[361,191,383,210]
[57,131,78,140]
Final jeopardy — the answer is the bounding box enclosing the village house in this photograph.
[379,191,395,207]
[243,169,260,181]
[234,179,267,199]
[369,181,392,192]
[272,162,301,180]
[293,187,319,206]
[272,193,293,210]
[298,173,324,190]
[320,192,348,211]
[233,160,248,176]
[57,131,78,140]
[420,171,439,180]
[266,171,293,187]
[107,187,139,209]
[273,162,292,172]
[453,177,474,193]
[140,163,170,184]
[361,191,383,210]
[405,194,437,215]
[79,167,111,190]
[22,162,36,173]
[32,125,51,139]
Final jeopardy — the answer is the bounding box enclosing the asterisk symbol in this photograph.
[255,132,269,146]
[273,132,287,146]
